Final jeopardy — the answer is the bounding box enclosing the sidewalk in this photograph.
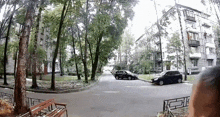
[0,75,100,93]
[157,107,189,117]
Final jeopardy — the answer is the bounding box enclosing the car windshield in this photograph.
[126,71,133,74]
[159,71,166,76]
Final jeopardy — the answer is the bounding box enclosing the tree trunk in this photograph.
[51,0,68,90]
[14,0,35,114]
[71,30,81,80]
[3,4,16,85]
[82,0,89,83]
[176,1,187,80]
[91,32,103,81]
[59,48,63,76]
[14,50,18,78]
[32,0,44,88]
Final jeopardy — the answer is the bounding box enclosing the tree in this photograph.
[51,0,70,90]
[31,0,46,88]
[8,40,19,78]
[14,0,37,114]
[88,0,138,81]
[70,26,81,80]
[166,32,183,70]
[2,0,17,85]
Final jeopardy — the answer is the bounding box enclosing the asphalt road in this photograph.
[1,71,193,117]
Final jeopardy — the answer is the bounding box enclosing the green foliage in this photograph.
[8,40,19,60]
[28,40,47,63]
[166,32,183,69]
[14,8,26,25]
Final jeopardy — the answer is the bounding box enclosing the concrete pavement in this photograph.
[1,71,193,117]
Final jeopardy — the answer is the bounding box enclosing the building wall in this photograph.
[144,4,217,74]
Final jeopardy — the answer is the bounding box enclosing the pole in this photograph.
[175,1,187,80]
[153,0,163,72]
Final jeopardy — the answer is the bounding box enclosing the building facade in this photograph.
[137,3,218,74]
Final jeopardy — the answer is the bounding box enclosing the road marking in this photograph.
[103,91,120,94]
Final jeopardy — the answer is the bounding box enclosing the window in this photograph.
[187,32,199,40]
[209,48,214,54]
[191,59,198,67]
[207,59,213,66]
[185,10,195,18]
[190,47,198,53]
[206,47,215,54]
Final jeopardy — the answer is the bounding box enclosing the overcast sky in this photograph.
[129,0,208,40]
[0,0,210,40]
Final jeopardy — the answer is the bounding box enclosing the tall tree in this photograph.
[83,0,89,83]
[14,0,36,114]
[3,1,17,85]
[51,0,70,90]
[166,32,183,70]
[31,0,45,88]
[89,0,138,80]
[70,26,81,80]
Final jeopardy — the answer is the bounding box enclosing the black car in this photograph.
[114,70,138,80]
[151,71,183,85]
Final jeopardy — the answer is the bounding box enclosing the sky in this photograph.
[0,0,211,40]
[129,0,207,40]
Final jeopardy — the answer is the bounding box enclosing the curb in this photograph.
[0,75,101,94]
[138,78,151,83]
[138,78,191,84]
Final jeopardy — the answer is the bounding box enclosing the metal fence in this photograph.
[163,96,190,117]
[0,92,45,108]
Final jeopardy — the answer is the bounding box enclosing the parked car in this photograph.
[114,70,138,80]
[151,71,182,85]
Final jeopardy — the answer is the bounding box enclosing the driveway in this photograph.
[1,71,193,117]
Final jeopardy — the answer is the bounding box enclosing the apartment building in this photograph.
[137,3,218,74]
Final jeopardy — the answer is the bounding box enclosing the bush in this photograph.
[0,99,14,116]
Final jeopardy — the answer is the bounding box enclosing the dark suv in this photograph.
[114,70,138,80]
[151,71,182,85]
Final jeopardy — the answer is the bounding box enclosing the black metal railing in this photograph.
[186,16,196,22]
[0,92,45,107]
[26,97,45,108]
[163,96,190,112]
[0,92,14,104]
[188,40,200,47]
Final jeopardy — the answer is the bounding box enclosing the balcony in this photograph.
[186,16,196,22]
[202,23,211,28]
[189,53,201,58]
[206,43,215,48]
[206,53,216,59]
[188,40,200,47]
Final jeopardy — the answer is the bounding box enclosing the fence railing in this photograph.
[0,92,45,108]
[163,96,190,112]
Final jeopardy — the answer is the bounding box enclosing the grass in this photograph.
[138,74,154,81]
[185,75,196,83]
[40,75,78,81]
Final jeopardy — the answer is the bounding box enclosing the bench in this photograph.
[21,99,68,117]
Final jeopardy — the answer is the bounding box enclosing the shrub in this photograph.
[0,99,14,116]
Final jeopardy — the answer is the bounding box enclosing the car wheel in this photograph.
[116,76,119,80]
[159,80,164,85]
[128,76,132,80]
[178,78,182,83]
